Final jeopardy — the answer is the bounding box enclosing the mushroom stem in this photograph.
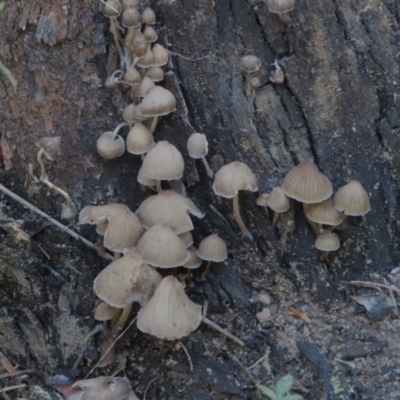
[113,122,130,135]
[202,317,244,347]
[201,260,212,280]
[149,115,159,133]
[303,203,319,235]
[156,179,162,193]
[109,18,125,65]
[232,193,251,238]
[245,73,252,97]
[278,12,291,25]
[263,206,270,219]
[272,212,280,228]
[37,148,76,219]
[201,157,214,178]
[111,303,133,339]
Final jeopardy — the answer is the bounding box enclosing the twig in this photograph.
[0,60,17,93]
[177,341,193,371]
[143,375,162,400]
[202,316,245,347]
[231,355,259,387]
[0,183,114,261]
[85,317,137,379]
[0,369,33,379]
[167,50,211,61]
[0,384,27,393]
[210,205,232,228]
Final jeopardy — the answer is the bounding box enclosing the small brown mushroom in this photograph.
[143,25,158,43]
[267,186,290,227]
[333,180,370,216]
[97,131,125,160]
[315,230,340,257]
[141,7,156,25]
[187,133,214,178]
[265,0,295,24]
[305,198,346,233]
[102,1,124,65]
[144,66,164,82]
[126,123,155,156]
[197,233,228,278]
[184,246,203,269]
[256,193,270,219]
[240,55,262,97]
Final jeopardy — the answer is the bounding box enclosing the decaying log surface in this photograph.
[0,0,400,399]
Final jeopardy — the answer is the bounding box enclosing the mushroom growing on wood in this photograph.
[126,123,155,157]
[305,198,346,233]
[240,55,262,97]
[267,186,290,227]
[197,233,228,278]
[265,0,295,24]
[213,161,258,238]
[187,133,214,178]
[256,193,270,219]
[102,0,124,65]
[333,180,370,216]
[315,230,340,256]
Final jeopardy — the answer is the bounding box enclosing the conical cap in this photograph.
[333,180,370,216]
[197,234,227,262]
[267,187,290,212]
[315,231,340,251]
[306,198,346,225]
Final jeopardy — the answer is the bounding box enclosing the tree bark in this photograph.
[0,0,399,398]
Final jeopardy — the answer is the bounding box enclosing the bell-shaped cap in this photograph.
[79,204,143,252]
[265,0,295,13]
[283,161,332,204]
[121,7,141,28]
[126,123,155,155]
[145,66,164,82]
[315,231,340,252]
[152,44,169,67]
[71,377,132,400]
[306,198,346,226]
[97,131,125,160]
[213,161,258,198]
[103,0,122,18]
[256,193,270,207]
[184,246,202,269]
[136,190,204,234]
[333,180,370,216]
[124,66,141,86]
[240,55,262,73]
[123,0,138,9]
[178,231,193,248]
[140,141,184,181]
[137,167,156,187]
[136,224,190,268]
[143,25,158,42]
[131,31,148,58]
[141,7,156,24]
[35,136,61,160]
[123,103,145,123]
[94,302,118,321]
[138,86,176,118]
[197,234,228,262]
[94,253,162,308]
[267,187,290,213]
[187,133,208,159]
[137,276,202,340]
[136,47,154,68]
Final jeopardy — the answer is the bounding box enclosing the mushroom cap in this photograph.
[94,302,118,321]
[121,7,141,28]
[249,77,261,89]
[137,276,202,340]
[94,253,162,308]
[123,0,138,9]
[306,198,346,226]
[178,231,194,248]
[126,123,155,155]
[102,0,122,18]
[283,161,333,204]
[123,103,144,123]
[315,231,340,252]
[35,136,61,160]
[137,166,156,187]
[97,131,125,160]
[138,86,176,117]
[136,47,154,68]
[140,141,184,181]
[136,224,190,268]
[213,161,258,198]
[333,180,370,216]
[141,7,156,25]
[187,133,208,159]
[79,204,144,252]
[131,31,148,58]
[143,25,158,42]
[145,66,164,82]
[197,234,228,262]
[152,44,169,67]
[267,187,290,213]
[240,55,262,73]
[136,190,204,234]
[266,0,295,13]
[71,377,131,400]
[124,66,141,86]
[256,193,270,207]
[184,246,203,269]
[135,77,155,98]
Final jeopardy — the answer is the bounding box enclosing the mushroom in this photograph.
[135,224,190,268]
[256,193,270,219]
[137,275,202,340]
[134,77,155,101]
[141,7,156,26]
[213,161,258,237]
[267,186,290,227]
[136,190,204,234]
[126,123,155,157]
[140,141,184,192]
[197,233,228,278]
[123,103,142,123]
[94,302,119,325]
[79,204,143,257]
[143,25,158,43]
[97,131,125,160]
[184,246,203,269]
[131,31,148,65]
[145,66,164,82]
[121,7,141,54]
[136,46,154,69]
[178,231,194,248]
[102,0,124,65]
[152,44,169,67]
[305,198,346,233]
[137,166,157,189]
[123,65,141,87]
[265,0,295,24]
[315,230,340,258]
[249,76,261,98]
[137,86,177,132]
[187,133,214,178]
[240,55,262,97]
[333,180,370,216]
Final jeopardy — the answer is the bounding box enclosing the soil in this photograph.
[0,0,400,399]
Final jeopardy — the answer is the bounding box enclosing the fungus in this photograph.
[136,46,154,69]
[267,186,290,227]
[137,275,202,340]
[265,0,295,24]
[135,77,155,100]
[126,123,155,156]
[187,133,214,178]
[123,103,140,123]
[143,25,158,43]
[213,161,258,237]
[184,246,202,269]
[179,231,194,248]
[97,131,125,160]
[136,190,204,234]
[256,193,270,219]
[249,76,261,98]
[141,7,156,25]
[152,43,169,67]
[131,31,148,64]
[137,166,157,189]
[306,198,346,233]
[197,233,228,278]
[136,224,190,268]
[333,180,370,216]
[315,230,340,254]
[145,66,164,82]
[121,7,142,53]
[102,0,124,65]
[240,55,262,97]
[137,86,177,132]
[36,136,76,219]
[94,302,119,323]
[140,141,184,192]
[124,65,141,87]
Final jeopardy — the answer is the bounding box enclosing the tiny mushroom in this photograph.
[141,7,156,25]
[124,65,141,86]
[184,246,203,269]
[143,25,158,43]
[145,66,164,82]
[94,302,119,323]
[187,133,214,178]
[137,275,202,340]
[140,141,184,192]
[240,55,262,97]
[265,0,296,23]
[256,193,270,219]
[306,198,346,233]
[102,1,124,63]
[121,7,142,51]
[267,186,290,227]
[152,43,169,67]
[213,161,258,237]
[178,231,194,248]
[333,180,370,216]
[197,233,228,278]
[126,123,155,156]
[97,131,126,160]
[315,230,340,253]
